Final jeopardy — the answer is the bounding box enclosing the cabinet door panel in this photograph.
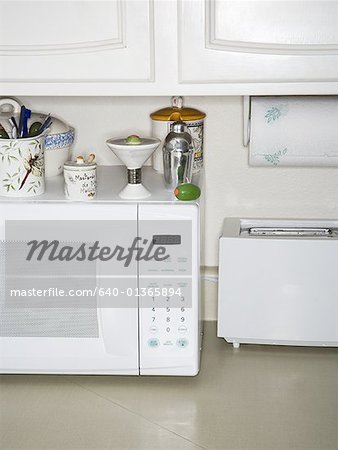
[211,1,338,50]
[0,0,154,82]
[179,0,338,83]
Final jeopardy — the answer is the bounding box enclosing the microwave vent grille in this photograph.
[0,308,99,338]
[0,242,99,338]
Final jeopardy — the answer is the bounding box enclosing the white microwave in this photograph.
[0,168,201,376]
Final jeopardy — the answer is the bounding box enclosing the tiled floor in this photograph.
[1,322,338,450]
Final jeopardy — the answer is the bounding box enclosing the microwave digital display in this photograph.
[152,235,181,245]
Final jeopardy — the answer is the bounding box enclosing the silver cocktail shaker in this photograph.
[162,121,194,191]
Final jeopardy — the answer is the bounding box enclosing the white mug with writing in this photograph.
[63,154,96,201]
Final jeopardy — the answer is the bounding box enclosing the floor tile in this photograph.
[68,323,338,450]
[0,375,202,450]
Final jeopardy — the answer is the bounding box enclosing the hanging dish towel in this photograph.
[249,96,338,167]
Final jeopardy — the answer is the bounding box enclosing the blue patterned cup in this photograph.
[45,128,75,150]
[45,127,75,177]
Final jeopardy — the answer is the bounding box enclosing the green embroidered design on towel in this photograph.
[264,148,288,166]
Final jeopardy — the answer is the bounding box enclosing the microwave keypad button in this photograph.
[150,326,158,333]
[177,338,189,348]
[148,338,160,348]
[178,325,187,334]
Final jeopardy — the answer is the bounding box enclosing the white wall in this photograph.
[22,95,338,268]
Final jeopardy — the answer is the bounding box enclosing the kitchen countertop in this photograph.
[1,321,338,450]
[0,166,202,204]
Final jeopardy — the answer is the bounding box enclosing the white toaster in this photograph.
[218,218,338,348]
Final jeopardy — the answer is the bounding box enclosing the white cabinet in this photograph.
[0,0,154,90]
[2,0,338,95]
[179,0,338,86]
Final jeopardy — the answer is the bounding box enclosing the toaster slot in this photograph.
[248,227,333,237]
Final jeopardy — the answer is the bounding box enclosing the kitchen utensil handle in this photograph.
[0,98,21,118]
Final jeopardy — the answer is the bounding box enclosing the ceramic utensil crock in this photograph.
[0,97,75,178]
[0,132,46,197]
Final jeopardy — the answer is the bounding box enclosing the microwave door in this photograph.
[0,203,139,375]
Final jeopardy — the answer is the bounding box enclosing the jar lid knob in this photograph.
[172,96,183,109]
[87,153,96,164]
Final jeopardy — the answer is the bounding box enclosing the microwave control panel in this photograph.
[139,278,193,351]
[138,203,199,375]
